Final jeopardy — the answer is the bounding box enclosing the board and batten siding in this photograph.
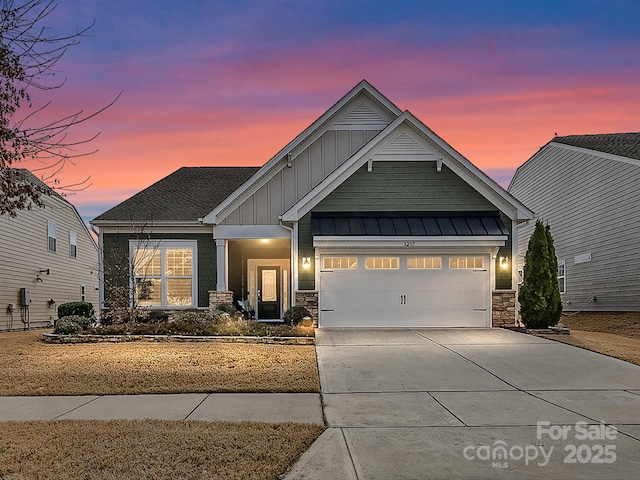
[0,195,98,331]
[509,144,640,311]
[298,161,508,290]
[222,129,381,226]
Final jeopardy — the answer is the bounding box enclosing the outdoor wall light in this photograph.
[302,257,311,269]
[499,256,509,269]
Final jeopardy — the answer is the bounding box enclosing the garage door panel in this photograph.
[319,253,490,328]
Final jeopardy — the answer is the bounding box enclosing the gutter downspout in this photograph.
[91,225,104,311]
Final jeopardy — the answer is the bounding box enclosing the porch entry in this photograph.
[247,259,289,320]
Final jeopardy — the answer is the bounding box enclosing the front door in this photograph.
[258,266,280,319]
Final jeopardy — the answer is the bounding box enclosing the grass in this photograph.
[0,330,320,395]
[538,312,640,366]
[0,330,324,478]
[0,420,324,480]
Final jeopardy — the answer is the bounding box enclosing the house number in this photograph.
[403,241,416,247]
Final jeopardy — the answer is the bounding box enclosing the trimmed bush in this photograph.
[58,302,94,319]
[54,315,91,334]
[215,303,237,315]
[283,306,311,326]
[173,309,221,326]
[137,310,170,323]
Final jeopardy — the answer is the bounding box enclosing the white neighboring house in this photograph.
[509,133,640,311]
[0,169,99,331]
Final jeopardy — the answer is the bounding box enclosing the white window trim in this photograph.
[558,259,566,294]
[69,230,77,258]
[129,239,198,308]
[47,221,57,252]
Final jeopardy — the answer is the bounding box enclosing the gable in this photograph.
[204,81,402,225]
[282,114,532,222]
[314,161,495,213]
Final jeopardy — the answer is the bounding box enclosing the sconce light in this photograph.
[499,256,509,269]
[302,257,311,269]
[47,299,56,308]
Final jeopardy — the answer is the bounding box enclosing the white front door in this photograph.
[319,253,490,327]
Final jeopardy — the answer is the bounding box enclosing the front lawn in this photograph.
[0,331,320,396]
[0,419,324,480]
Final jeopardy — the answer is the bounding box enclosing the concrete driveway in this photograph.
[286,328,640,479]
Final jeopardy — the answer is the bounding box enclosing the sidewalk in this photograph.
[0,393,324,424]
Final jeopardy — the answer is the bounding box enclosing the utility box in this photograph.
[20,288,31,306]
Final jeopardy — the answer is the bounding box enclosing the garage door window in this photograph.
[449,257,483,269]
[365,257,399,269]
[407,257,442,269]
[323,257,358,270]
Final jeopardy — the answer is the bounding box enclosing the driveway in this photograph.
[287,328,640,479]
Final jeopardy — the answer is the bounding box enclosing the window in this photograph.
[449,257,484,269]
[558,259,566,294]
[365,257,399,269]
[131,241,196,307]
[81,285,86,302]
[69,230,77,258]
[323,257,357,270]
[407,257,442,269]
[47,221,57,252]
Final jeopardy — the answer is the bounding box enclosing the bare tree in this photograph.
[102,220,162,324]
[0,0,119,217]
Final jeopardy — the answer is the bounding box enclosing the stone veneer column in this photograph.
[492,290,517,327]
[209,291,233,310]
[295,291,318,324]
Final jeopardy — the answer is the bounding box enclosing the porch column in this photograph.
[216,239,227,291]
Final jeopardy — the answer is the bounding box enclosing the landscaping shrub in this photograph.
[137,310,170,323]
[283,306,312,326]
[174,309,221,326]
[54,315,91,335]
[215,303,237,315]
[57,302,94,319]
[519,220,563,329]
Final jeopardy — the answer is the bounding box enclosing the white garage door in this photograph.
[319,254,490,327]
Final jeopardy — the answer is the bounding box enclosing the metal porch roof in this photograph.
[311,212,509,237]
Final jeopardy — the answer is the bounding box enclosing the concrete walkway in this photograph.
[0,392,324,424]
[286,328,640,480]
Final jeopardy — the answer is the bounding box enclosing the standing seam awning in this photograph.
[311,212,509,237]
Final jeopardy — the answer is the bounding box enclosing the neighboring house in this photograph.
[92,80,533,328]
[0,169,99,331]
[509,133,640,312]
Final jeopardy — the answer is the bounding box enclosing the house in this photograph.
[509,133,640,312]
[0,169,99,331]
[91,80,533,328]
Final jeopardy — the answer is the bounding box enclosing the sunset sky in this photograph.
[19,0,640,224]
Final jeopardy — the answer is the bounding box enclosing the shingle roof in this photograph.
[92,167,259,223]
[311,212,509,237]
[553,133,640,161]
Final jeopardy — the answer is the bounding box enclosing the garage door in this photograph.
[319,254,490,327]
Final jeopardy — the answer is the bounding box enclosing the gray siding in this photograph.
[509,144,640,311]
[102,232,216,308]
[298,161,506,290]
[223,129,381,225]
[0,195,98,331]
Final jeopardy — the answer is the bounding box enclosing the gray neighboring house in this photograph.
[92,80,533,328]
[0,169,99,331]
[509,133,640,311]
